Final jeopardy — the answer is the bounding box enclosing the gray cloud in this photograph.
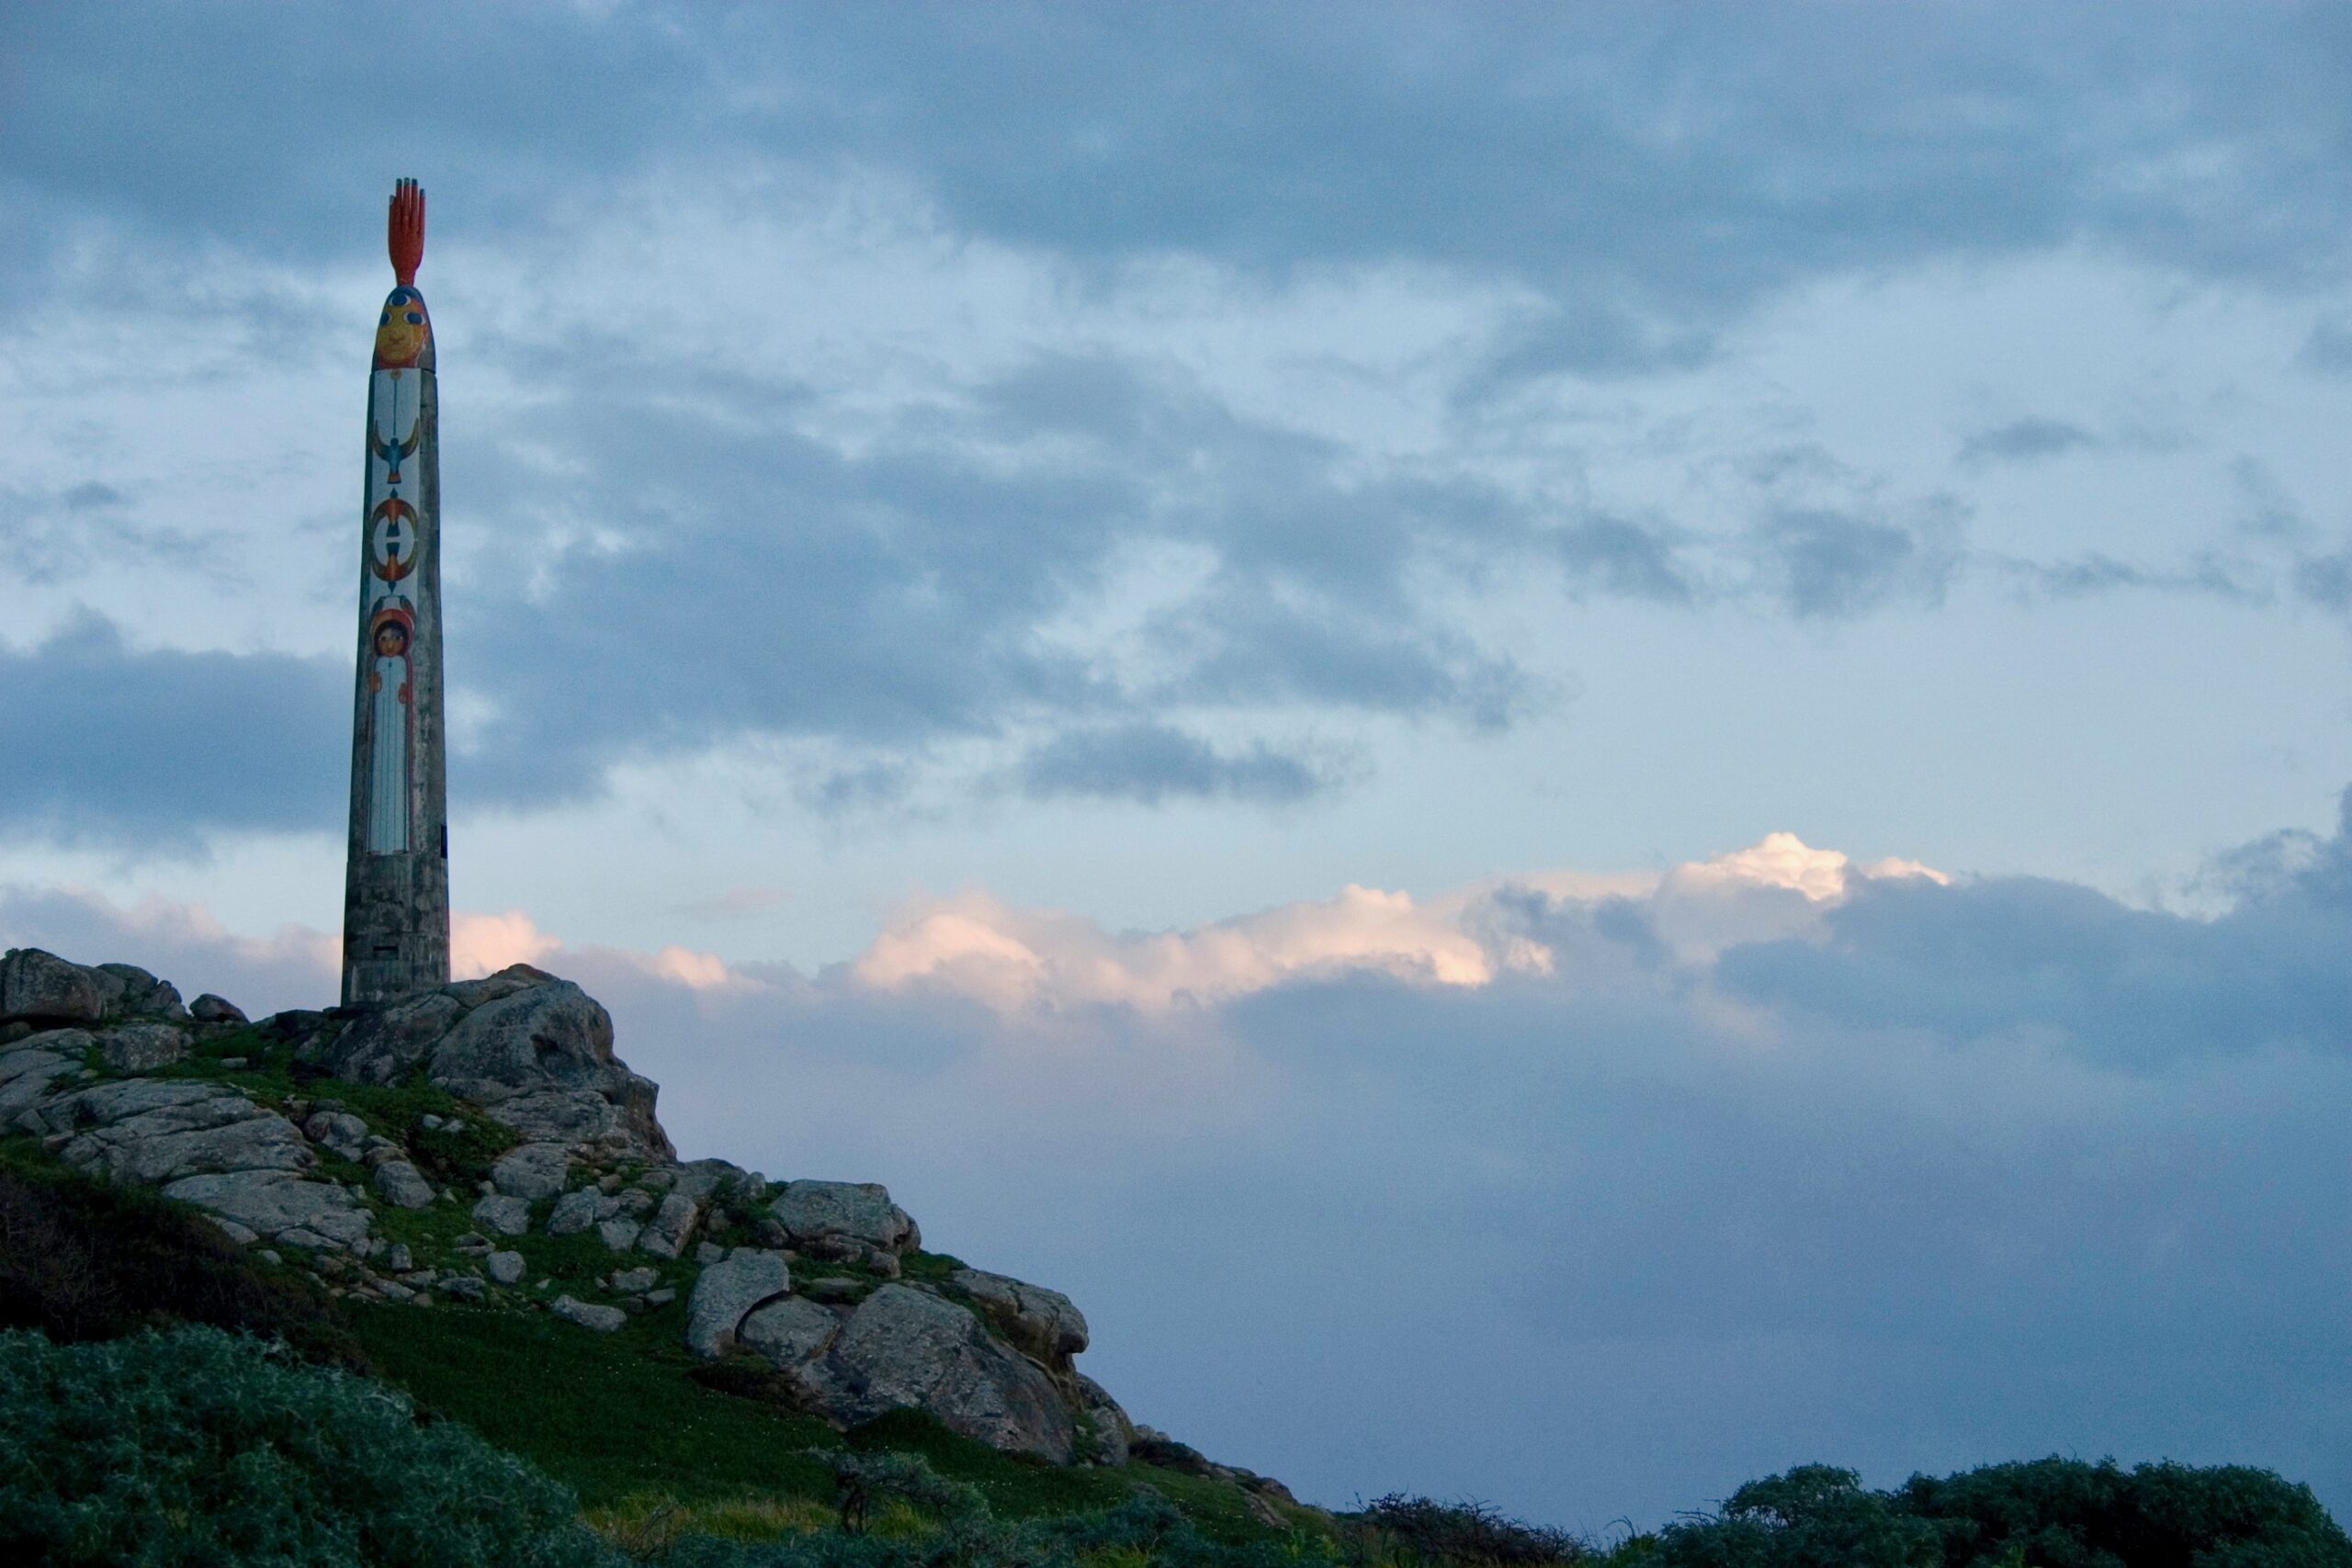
[1957,416,2099,468]
[1553,515,1698,605]
[0,612,343,847]
[445,348,1536,809]
[11,5,2352,376]
[1751,507,1961,619]
[1017,723,1336,807]
[2297,314,2352,375]
[7,4,2343,839]
[0,483,196,586]
[2296,547,2352,615]
[1713,787,2352,1074]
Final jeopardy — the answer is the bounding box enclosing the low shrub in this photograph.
[0,1145,357,1365]
[0,1325,619,1566]
[658,1489,1337,1568]
[1646,1459,2352,1568]
[1349,1494,1584,1568]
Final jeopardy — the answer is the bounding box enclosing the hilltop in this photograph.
[3,942,2346,1567]
[0,944,1300,1535]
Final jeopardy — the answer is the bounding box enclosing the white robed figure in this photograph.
[366,615,412,853]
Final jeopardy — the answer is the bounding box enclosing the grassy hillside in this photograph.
[3,1036,2344,1566]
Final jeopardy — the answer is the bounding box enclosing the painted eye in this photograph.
[380,312,391,325]
[405,311,423,325]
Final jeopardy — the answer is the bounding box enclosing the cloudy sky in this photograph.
[6,0,2352,1533]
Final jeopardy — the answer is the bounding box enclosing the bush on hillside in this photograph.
[1351,1494,1585,1567]
[0,1325,620,1567]
[0,1155,358,1365]
[661,1490,1334,1568]
[1649,1459,2352,1568]
[815,1450,988,1534]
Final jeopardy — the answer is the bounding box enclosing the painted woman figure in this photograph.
[367,615,413,852]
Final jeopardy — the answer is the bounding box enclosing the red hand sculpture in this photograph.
[388,179,425,286]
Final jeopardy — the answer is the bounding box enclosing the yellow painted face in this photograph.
[374,288,430,367]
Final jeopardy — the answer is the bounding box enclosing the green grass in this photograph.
[12,1040,1317,1551]
[368,1195,478,1255]
[345,1301,845,1506]
[842,1409,1294,1544]
[148,1024,299,1103]
[345,1296,1306,1547]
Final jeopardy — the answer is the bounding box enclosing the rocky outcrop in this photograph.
[0,1032,88,1116]
[684,1247,794,1358]
[0,948,1153,1475]
[948,1268,1090,1371]
[818,1285,1074,1463]
[302,965,672,1160]
[490,1143,571,1200]
[164,1169,371,1251]
[189,994,247,1026]
[101,1023,188,1073]
[370,1160,435,1209]
[1,948,107,1027]
[769,1179,920,1270]
[34,1080,310,1186]
[93,964,188,1021]
[552,1295,626,1333]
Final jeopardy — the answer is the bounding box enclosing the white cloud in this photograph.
[847,833,1948,1013]
[450,909,562,976]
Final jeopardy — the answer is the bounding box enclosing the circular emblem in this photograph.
[369,499,419,581]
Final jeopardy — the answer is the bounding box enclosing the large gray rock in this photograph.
[597,1217,643,1252]
[637,1192,700,1258]
[486,1250,526,1286]
[947,1269,1090,1366]
[370,1160,435,1210]
[313,990,461,1085]
[1074,1374,1135,1467]
[162,1169,371,1251]
[301,1111,370,1162]
[551,1295,627,1333]
[101,1023,188,1073]
[0,1037,84,1121]
[424,971,672,1159]
[547,1188,601,1235]
[820,1285,1074,1463]
[0,949,104,1027]
[471,1193,532,1236]
[94,964,188,1021]
[740,1296,843,1370]
[43,1082,310,1185]
[491,1142,572,1201]
[769,1179,921,1263]
[684,1247,793,1359]
[188,994,246,1026]
[672,1159,767,1205]
[442,967,549,1009]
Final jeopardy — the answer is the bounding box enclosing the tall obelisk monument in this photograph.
[342,178,450,1004]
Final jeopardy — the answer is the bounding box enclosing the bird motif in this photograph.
[368,417,421,482]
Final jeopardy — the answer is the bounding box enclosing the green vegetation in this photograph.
[151,1022,299,1102]
[1343,1495,1581,1567]
[346,1301,1302,1547]
[346,1301,843,1508]
[0,1135,356,1366]
[0,1325,614,1567]
[1625,1461,2352,1567]
[6,1040,2346,1566]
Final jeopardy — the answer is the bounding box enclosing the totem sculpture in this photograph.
[342,179,450,1004]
